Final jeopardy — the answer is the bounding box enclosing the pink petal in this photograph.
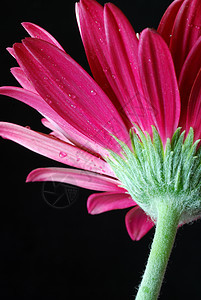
[76,0,130,123]
[10,67,37,92]
[104,3,148,129]
[138,29,180,143]
[13,39,129,153]
[87,191,136,214]
[0,86,109,157]
[6,47,16,59]
[22,22,65,51]
[125,206,154,241]
[0,122,115,177]
[27,167,123,192]
[157,0,184,46]
[76,0,116,99]
[170,0,201,77]
[178,37,201,127]
[186,69,201,141]
[41,118,73,143]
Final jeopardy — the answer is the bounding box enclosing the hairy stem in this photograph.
[136,203,180,300]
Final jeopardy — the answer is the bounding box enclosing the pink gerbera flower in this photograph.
[1,0,201,298]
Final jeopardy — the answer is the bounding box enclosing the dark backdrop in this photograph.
[1,1,201,299]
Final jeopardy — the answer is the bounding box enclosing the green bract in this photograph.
[107,126,201,225]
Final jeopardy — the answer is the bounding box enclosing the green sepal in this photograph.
[106,126,201,224]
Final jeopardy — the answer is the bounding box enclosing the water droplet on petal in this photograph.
[103,67,109,73]
[90,90,97,96]
[136,33,140,39]
[68,93,77,100]
[25,126,31,129]
[111,74,116,79]
[59,151,67,158]
[95,20,100,27]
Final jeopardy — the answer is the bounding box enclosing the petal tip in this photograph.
[26,171,33,182]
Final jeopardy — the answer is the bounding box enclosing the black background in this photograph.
[1,0,201,299]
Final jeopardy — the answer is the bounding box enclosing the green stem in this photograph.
[135,203,180,300]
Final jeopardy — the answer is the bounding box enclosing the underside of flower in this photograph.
[2,0,201,298]
[107,126,201,225]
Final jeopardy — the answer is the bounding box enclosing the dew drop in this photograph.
[68,93,77,99]
[95,20,101,27]
[43,76,48,80]
[76,158,80,162]
[59,151,67,158]
[111,74,116,79]
[25,126,31,129]
[70,104,76,108]
[136,33,140,40]
[46,99,52,104]
[90,90,97,96]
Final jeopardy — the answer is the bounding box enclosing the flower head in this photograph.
[1,0,201,241]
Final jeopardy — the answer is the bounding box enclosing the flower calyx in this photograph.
[107,125,201,225]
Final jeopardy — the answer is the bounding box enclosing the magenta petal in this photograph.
[138,29,180,143]
[13,39,129,153]
[27,167,123,191]
[178,37,201,127]
[104,3,148,128]
[157,0,184,46]
[170,0,201,77]
[76,0,120,107]
[41,118,73,143]
[186,69,201,141]
[22,22,65,51]
[6,47,16,59]
[0,86,75,142]
[0,122,115,177]
[87,192,136,214]
[0,86,109,157]
[0,86,51,114]
[10,67,37,92]
[125,206,154,241]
